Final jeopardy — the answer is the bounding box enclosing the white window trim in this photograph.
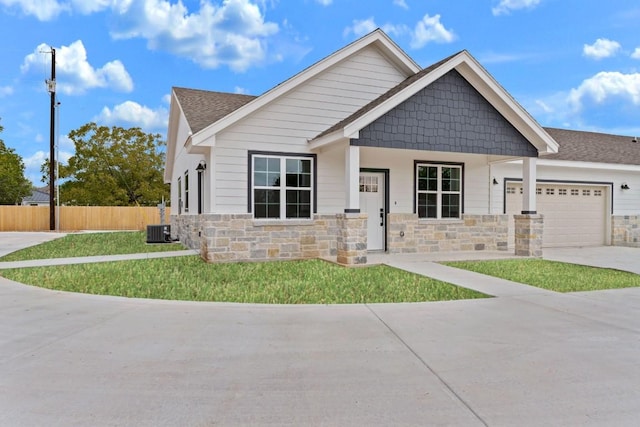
[252,154,314,220]
[416,163,463,220]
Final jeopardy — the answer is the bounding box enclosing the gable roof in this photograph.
[543,127,640,166]
[189,29,421,146]
[310,50,559,156]
[315,52,461,140]
[173,87,256,134]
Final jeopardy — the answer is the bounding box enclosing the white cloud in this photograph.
[0,0,68,20]
[410,14,455,49]
[94,101,169,130]
[632,47,640,59]
[0,85,13,97]
[21,40,133,95]
[162,93,171,104]
[234,86,248,94]
[344,17,377,37]
[535,99,553,113]
[22,150,48,184]
[393,0,408,9]
[22,148,74,184]
[5,0,280,72]
[0,0,114,20]
[568,71,640,111]
[492,0,541,16]
[583,38,621,60]
[315,0,331,5]
[109,0,279,72]
[343,17,408,39]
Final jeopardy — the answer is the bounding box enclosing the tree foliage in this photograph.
[54,123,169,206]
[0,122,32,205]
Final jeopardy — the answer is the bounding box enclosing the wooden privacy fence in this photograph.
[0,206,171,231]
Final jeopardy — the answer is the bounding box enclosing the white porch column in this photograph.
[522,157,537,214]
[345,145,360,212]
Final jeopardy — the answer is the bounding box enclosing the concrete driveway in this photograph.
[2,239,640,426]
[0,232,66,257]
[544,246,640,274]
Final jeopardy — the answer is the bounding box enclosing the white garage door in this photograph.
[506,183,607,248]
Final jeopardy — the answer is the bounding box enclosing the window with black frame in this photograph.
[416,163,462,219]
[252,155,312,219]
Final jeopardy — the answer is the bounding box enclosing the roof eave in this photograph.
[164,89,184,183]
[308,130,347,151]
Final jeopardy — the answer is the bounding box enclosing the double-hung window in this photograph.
[252,154,313,219]
[416,163,462,219]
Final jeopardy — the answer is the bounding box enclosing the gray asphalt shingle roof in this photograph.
[543,127,640,166]
[173,87,256,134]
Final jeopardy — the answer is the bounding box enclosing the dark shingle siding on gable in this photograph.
[173,87,256,134]
[543,127,640,166]
[352,70,538,157]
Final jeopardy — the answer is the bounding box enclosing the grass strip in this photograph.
[1,257,488,304]
[442,259,640,292]
[0,231,185,261]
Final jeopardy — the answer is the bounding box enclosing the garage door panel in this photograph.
[506,183,606,248]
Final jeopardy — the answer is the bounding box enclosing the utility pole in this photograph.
[46,48,56,231]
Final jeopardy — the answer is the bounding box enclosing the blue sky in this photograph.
[1,0,639,185]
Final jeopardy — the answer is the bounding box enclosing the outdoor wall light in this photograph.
[621,183,630,190]
[196,160,207,172]
[492,177,499,185]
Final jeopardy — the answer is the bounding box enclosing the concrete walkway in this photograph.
[368,251,554,297]
[0,249,197,270]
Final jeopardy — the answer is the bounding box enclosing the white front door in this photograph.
[359,172,385,251]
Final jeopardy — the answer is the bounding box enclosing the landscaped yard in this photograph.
[443,259,640,292]
[0,257,487,304]
[0,231,186,261]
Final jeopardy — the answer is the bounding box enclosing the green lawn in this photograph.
[442,259,640,292]
[0,231,186,261]
[1,257,488,304]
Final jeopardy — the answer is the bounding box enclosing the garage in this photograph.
[506,182,609,248]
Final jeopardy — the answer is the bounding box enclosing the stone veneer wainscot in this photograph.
[386,214,508,253]
[172,214,339,263]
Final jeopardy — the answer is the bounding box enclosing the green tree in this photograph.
[0,122,32,205]
[54,123,169,206]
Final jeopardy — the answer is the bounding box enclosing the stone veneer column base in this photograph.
[336,213,367,265]
[514,214,543,257]
[612,215,640,247]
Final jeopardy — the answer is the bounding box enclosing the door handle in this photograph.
[380,208,384,226]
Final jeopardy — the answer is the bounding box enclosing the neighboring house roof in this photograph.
[22,188,49,204]
[543,127,640,166]
[172,87,256,134]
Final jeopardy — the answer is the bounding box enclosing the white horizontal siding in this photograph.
[316,145,345,214]
[213,45,409,213]
[171,112,207,213]
[360,147,491,215]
